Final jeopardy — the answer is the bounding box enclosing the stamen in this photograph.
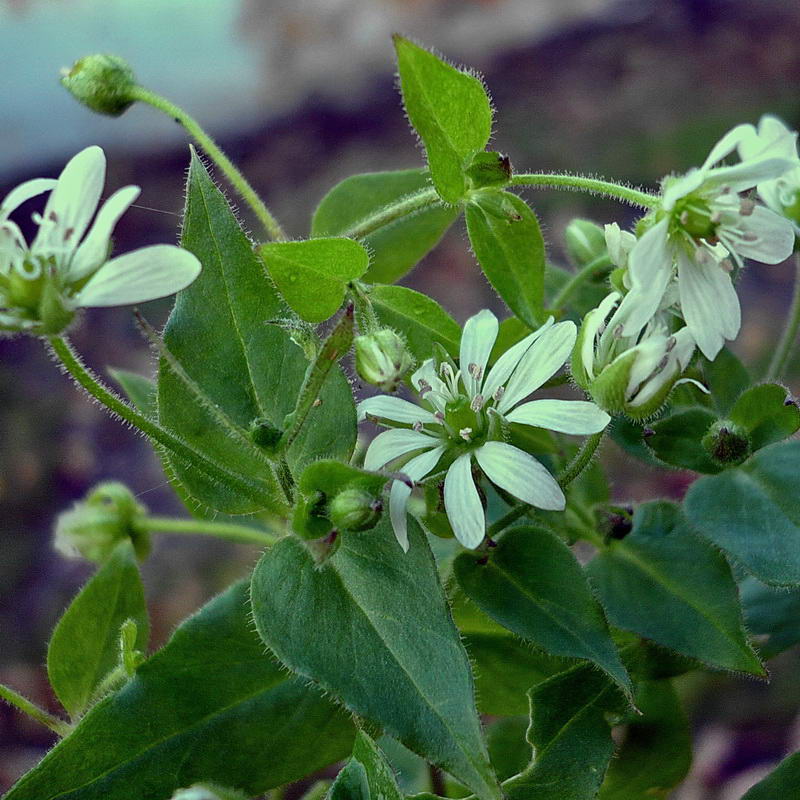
[412,420,423,432]
[493,386,505,403]
[468,362,483,381]
[417,379,431,396]
[720,258,734,273]
[434,411,445,423]
[459,427,473,441]
[740,231,758,242]
[613,324,624,339]
[665,336,676,353]
[470,394,484,412]
[739,197,755,216]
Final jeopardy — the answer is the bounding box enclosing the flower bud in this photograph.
[564,219,607,267]
[248,417,283,451]
[702,420,751,466]
[54,482,149,564]
[465,151,512,189]
[328,487,383,532]
[354,328,413,392]
[60,54,137,116]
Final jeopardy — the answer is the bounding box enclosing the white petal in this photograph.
[703,157,796,193]
[0,178,57,219]
[506,399,610,435]
[496,321,576,414]
[357,395,439,426]
[411,358,449,412]
[729,206,795,264]
[739,117,798,162]
[663,171,704,210]
[443,453,485,549]
[677,251,740,360]
[475,441,565,511]
[459,309,498,397]
[75,245,201,307]
[579,293,620,382]
[67,185,141,282]
[32,146,106,253]
[363,428,439,471]
[389,445,445,552]
[482,317,554,401]
[701,123,756,169]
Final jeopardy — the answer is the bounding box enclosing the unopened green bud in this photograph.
[249,417,283,451]
[465,151,512,189]
[702,420,751,466]
[354,328,413,392]
[564,219,607,267]
[328,487,383,532]
[60,54,137,116]
[54,482,149,563]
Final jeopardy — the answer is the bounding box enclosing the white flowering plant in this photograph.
[3,40,800,800]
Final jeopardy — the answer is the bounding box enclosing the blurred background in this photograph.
[1,0,800,795]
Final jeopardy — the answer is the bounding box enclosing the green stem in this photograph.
[47,336,285,514]
[129,85,287,242]
[0,683,71,737]
[140,516,281,547]
[340,188,441,239]
[767,251,800,380]
[550,253,613,311]
[510,173,658,209]
[557,431,605,489]
[485,431,605,540]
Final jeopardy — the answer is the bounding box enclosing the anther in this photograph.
[470,394,484,412]
[739,198,755,216]
[459,427,473,441]
[493,386,505,403]
[468,363,483,381]
[412,420,423,432]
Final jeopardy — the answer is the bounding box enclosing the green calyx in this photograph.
[2,263,76,335]
[464,151,512,190]
[328,487,383,532]
[53,482,150,564]
[673,195,718,240]
[61,54,137,116]
[702,420,751,466]
[354,328,414,392]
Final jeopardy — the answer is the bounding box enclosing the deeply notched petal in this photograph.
[76,245,201,308]
[0,178,58,220]
[506,399,610,435]
[357,395,439,426]
[444,453,486,549]
[459,308,498,397]
[362,428,439,472]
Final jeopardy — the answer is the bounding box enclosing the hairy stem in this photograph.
[340,187,441,239]
[510,173,658,208]
[550,253,613,311]
[767,251,800,380]
[129,85,287,242]
[140,516,281,547]
[0,683,72,737]
[47,336,286,514]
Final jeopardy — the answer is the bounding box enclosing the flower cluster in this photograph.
[0,146,200,335]
[358,310,610,550]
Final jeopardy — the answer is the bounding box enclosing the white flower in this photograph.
[737,115,800,233]
[623,126,796,360]
[0,146,200,334]
[574,291,699,418]
[357,309,611,551]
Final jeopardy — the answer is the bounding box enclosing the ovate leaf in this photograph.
[159,152,355,513]
[394,36,492,203]
[368,284,461,361]
[6,583,355,800]
[454,526,631,697]
[465,191,545,327]
[587,502,764,675]
[250,519,500,800]
[311,169,458,283]
[504,665,625,800]
[741,752,800,799]
[598,680,691,799]
[47,541,148,718]
[259,238,369,323]
[684,440,800,586]
[740,576,800,659]
[729,383,800,450]
[352,731,404,800]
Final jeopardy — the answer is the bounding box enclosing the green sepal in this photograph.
[393,36,493,204]
[464,152,512,190]
[728,382,800,450]
[644,406,722,473]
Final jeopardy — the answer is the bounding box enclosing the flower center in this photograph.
[674,197,718,240]
[443,395,485,443]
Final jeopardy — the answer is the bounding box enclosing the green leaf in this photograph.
[329,760,370,800]
[454,526,631,697]
[598,680,691,799]
[741,752,800,799]
[351,731,404,800]
[729,383,800,450]
[311,169,459,283]
[159,152,355,513]
[644,406,721,473]
[259,238,369,323]
[393,36,492,204]
[587,501,764,675]
[504,665,625,800]
[368,284,461,362]
[740,575,800,659]
[609,415,662,467]
[684,440,800,586]
[465,191,545,327]
[47,541,148,719]
[702,347,750,414]
[109,368,156,416]
[250,519,500,800]
[486,717,531,782]
[6,583,354,800]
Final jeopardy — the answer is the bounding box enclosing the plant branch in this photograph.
[767,251,800,380]
[510,173,658,208]
[0,683,72,737]
[139,516,282,547]
[339,187,441,240]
